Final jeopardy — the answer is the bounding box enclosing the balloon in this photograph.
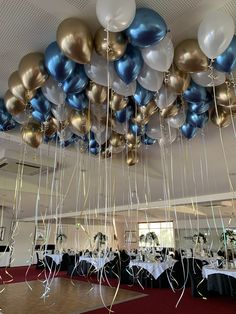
[187,111,209,128]
[126,8,167,48]
[115,105,134,123]
[90,103,108,119]
[86,81,107,104]
[142,35,174,72]
[41,77,66,105]
[126,149,139,166]
[146,112,162,139]
[62,64,88,94]
[187,100,211,114]
[174,39,208,73]
[51,103,70,122]
[0,114,16,132]
[138,100,158,118]
[133,112,149,126]
[85,51,114,86]
[167,108,186,128]
[165,65,190,94]
[183,80,211,103]
[44,41,75,82]
[129,122,145,136]
[4,90,26,115]
[69,110,91,135]
[30,90,51,114]
[191,69,226,87]
[32,110,49,123]
[198,10,234,59]
[110,144,125,154]
[13,110,30,125]
[44,117,58,138]
[112,120,128,135]
[21,120,43,148]
[133,82,155,106]
[8,71,35,103]
[141,134,156,145]
[160,103,179,119]
[109,131,125,147]
[57,126,73,142]
[126,131,141,149]
[110,92,128,111]
[94,27,127,61]
[137,63,163,92]
[89,145,101,156]
[96,0,136,32]
[114,44,143,84]
[112,73,136,97]
[91,115,106,134]
[180,123,198,140]
[57,18,93,64]
[95,128,111,145]
[211,106,231,128]
[214,36,236,73]
[159,126,177,146]
[18,52,48,90]
[215,82,236,108]
[156,85,177,109]
[66,91,88,111]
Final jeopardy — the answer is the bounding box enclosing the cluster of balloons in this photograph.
[1,1,236,166]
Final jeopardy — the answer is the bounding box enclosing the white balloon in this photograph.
[167,109,186,129]
[112,73,136,96]
[91,115,106,134]
[42,77,66,105]
[69,125,84,138]
[51,103,70,122]
[58,126,73,142]
[137,63,163,92]
[13,110,30,124]
[156,85,177,110]
[142,35,174,72]
[159,126,177,146]
[191,69,226,87]
[95,128,111,145]
[112,120,128,135]
[198,10,235,59]
[146,112,162,140]
[90,103,108,119]
[110,144,125,154]
[96,0,136,32]
[84,51,115,87]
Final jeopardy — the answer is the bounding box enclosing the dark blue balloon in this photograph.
[0,98,7,113]
[186,111,209,129]
[0,119,16,131]
[66,91,89,111]
[62,64,89,94]
[32,110,50,123]
[45,41,75,82]
[89,146,100,155]
[183,80,211,103]
[30,90,51,114]
[187,100,212,114]
[133,82,155,105]
[141,134,157,145]
[214,35,236,73]
[115,105,134,123]
[129,122,146,136]
[126,8,167,48]
[114,44,143,84]
[180,123,198,140]
[0,110,12,122]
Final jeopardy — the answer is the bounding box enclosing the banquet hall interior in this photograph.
[1,0,236,313]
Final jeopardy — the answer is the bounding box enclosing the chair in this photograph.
[44,255,57,273]
[35,252,44,270]
[60,253,72,271]
[188,258,208,298]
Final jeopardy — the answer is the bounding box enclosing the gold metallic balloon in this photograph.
[8,71,35,103]
[140,100,159,117]
[94,27,127,61]
[165,65,191,93]
[133,112,149,125]
[109,131,125,147]
[126,131,141,149]
[160,103,179,119]
[126,149,139,166]
[43,118,58,137]
[216,82,236,108]
[211,106,231,128]
[174,39,208,73]
[21,121,43,148]
[86,81,107,104]
[18,52,48,90]
[110,92,128,111]
[57,18,93,64]
[4,90,26,115]
[69,110,91,135]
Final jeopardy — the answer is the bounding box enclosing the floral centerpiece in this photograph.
[220,229,236,245]
[192,232,207,257]
[144,232,160,246]
[94,232,107,250]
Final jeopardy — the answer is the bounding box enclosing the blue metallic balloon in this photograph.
[180,123,198,140]
[0,118,16,131]
[30,90,51,114]
[183,80,211,103]
[133,82,155,105]
[32,110,50,123]
[186,111,209,128]
[0,98,7,113]
[214,35,236,73]
[62,64,89,94]
[129,122,146,136]
[114,44,143,84]
[89,145,100,155]
[66,91,89,111]
[126,8,167,48]
[187,100,212,114]
[115,105,134,123]
[141,133,157,145]
[45,41,76,82]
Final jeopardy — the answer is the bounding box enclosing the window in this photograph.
[138,221,174,248]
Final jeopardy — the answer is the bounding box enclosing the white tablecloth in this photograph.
[0,252,10,267]
[202,265,236,280]
[129,259,176,280]
[80,257,110,270]
[46,254,63,265]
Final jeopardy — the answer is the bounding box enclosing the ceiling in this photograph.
[1,0,236,223]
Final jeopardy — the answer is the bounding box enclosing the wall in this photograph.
[0,214,12,246]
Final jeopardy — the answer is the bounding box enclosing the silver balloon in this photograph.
[58,126,73,142]
[146,112,162,140]
[95,128,112,145]
[137,63,163,92]
[158,125,177,146]
[42,77,66,105]
[191,69,226,87]
[112,120,129,135]
[13,109,30,124]
[69,124,84,137]
[156,85,177,110]
[91,115,106,134]
[110,144,125,154]
[112,72,136,96]
[90,102,108,119]
[167,108,186,128]
[51,103,70,121]
[84,51,114,87]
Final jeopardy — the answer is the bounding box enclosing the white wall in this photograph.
[0,214,12,246]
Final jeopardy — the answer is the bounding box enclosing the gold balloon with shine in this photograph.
[21,121,43,148]
[86,81,107,104]
[165,65,190,93]
[126,131,141,149]
[8,71,35,103]
[57,18,93,64]
[109,131,125,148]
[160,103,179,119]
[4,90,26,115]
[94,27,127,61]
[215,82,236,108]
[211,106,231,128]
[174,39,208,73]
[18,52,48,90]
[43,117,58,138]
[110,92,128,111]
[126,149,139,166]
[69,110,91,135]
